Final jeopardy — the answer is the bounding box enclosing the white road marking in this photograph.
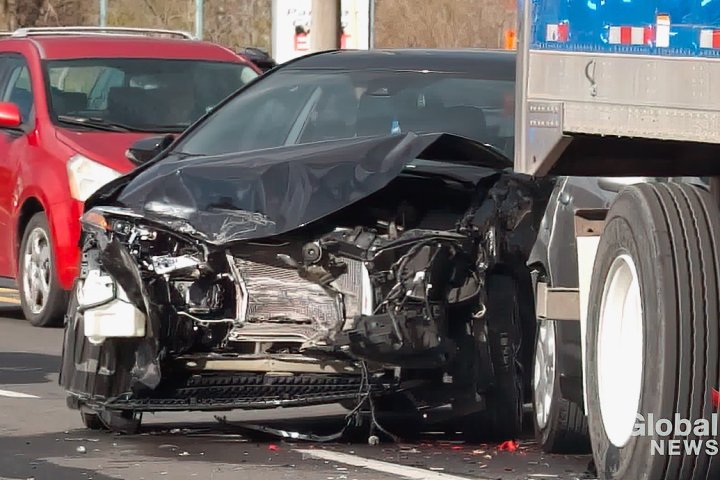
[0,389,39,399]
[295,449,475,480]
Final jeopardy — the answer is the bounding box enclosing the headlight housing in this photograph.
[67,154,122,202]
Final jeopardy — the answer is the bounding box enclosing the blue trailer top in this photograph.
[531,0,720,57]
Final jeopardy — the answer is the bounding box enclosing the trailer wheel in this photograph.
[533,319,590,454]
[586,183,720,480]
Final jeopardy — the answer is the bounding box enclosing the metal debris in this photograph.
[213,416,345,443]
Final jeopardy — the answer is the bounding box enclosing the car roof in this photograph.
[284,49,516,75]
[3,35,245,62]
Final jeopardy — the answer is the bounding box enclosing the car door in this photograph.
[0,54,35,278]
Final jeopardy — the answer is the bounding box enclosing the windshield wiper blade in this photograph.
[135,124,189,133]
[57,115,132,132]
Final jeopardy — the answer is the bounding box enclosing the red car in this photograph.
[0,27,260,327]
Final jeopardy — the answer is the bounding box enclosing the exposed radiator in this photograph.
[229,257,367,344]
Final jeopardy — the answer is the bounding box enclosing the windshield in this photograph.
[174,67,516,159]
[45,58,259,133]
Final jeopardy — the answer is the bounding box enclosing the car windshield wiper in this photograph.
[57,115,132,132]
[133,124,189,134]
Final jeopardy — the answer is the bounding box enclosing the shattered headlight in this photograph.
[80,209,110,232]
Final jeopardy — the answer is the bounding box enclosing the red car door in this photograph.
[0,54,35,279]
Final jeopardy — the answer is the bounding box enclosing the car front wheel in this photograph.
[18,212,68,327]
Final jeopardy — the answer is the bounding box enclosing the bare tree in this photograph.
[374,0,516,49]
[0,0,514,55]
[15,0,47,27]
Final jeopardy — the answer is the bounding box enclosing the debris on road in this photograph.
[158,444,180,450]
[75,446,87,454]
[213,416,347,443]
[498,440,518,452]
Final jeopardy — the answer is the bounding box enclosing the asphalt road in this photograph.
[0,298,596,480]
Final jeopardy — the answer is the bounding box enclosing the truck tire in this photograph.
[463,274,524,441]
[533,319,591,454]
[586,183,720,480]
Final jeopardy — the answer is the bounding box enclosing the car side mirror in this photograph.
[0,102,22,130]
[126,134,174,165]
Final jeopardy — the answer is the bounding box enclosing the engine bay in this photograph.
[80,173,493,361]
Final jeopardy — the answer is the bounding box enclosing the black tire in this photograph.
[586,183,720,480]
[18,212,68,327]
[463,274,523,441]
[98,410,142,435]
[533,319,591,454]
[80,411,107,430]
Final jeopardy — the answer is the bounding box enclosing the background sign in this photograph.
[272,0,371,64]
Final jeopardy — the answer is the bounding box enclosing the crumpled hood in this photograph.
[90,133,511,244]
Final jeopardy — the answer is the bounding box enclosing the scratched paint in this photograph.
[529,0,720,57]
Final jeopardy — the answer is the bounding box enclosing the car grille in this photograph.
[105,372,393,411]
[229,257,367,343]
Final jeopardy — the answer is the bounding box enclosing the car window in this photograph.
[175,68,516,159]
[45,58,259,133]
[1,58,34,124]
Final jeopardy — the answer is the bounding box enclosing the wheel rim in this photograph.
[534,319,556,430]
[597,253,644,448]
[22,227,52,315]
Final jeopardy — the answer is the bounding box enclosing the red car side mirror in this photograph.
[0,102,22,129]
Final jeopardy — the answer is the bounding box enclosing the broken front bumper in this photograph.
[60,239,400,411]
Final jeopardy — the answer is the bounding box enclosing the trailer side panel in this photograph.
[517,0,720,176]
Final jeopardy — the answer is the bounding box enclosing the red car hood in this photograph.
[56,129,156,174]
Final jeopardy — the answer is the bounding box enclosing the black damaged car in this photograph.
[60,49,553,439]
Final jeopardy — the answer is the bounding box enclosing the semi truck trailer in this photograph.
[518,1,720,479]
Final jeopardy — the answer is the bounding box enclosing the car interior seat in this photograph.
[50,87,88,114]
[356,91,396,137]
[298,87,358,143]
[107,87,155,126]
[392,89,445,134]
[437,105,488,141]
